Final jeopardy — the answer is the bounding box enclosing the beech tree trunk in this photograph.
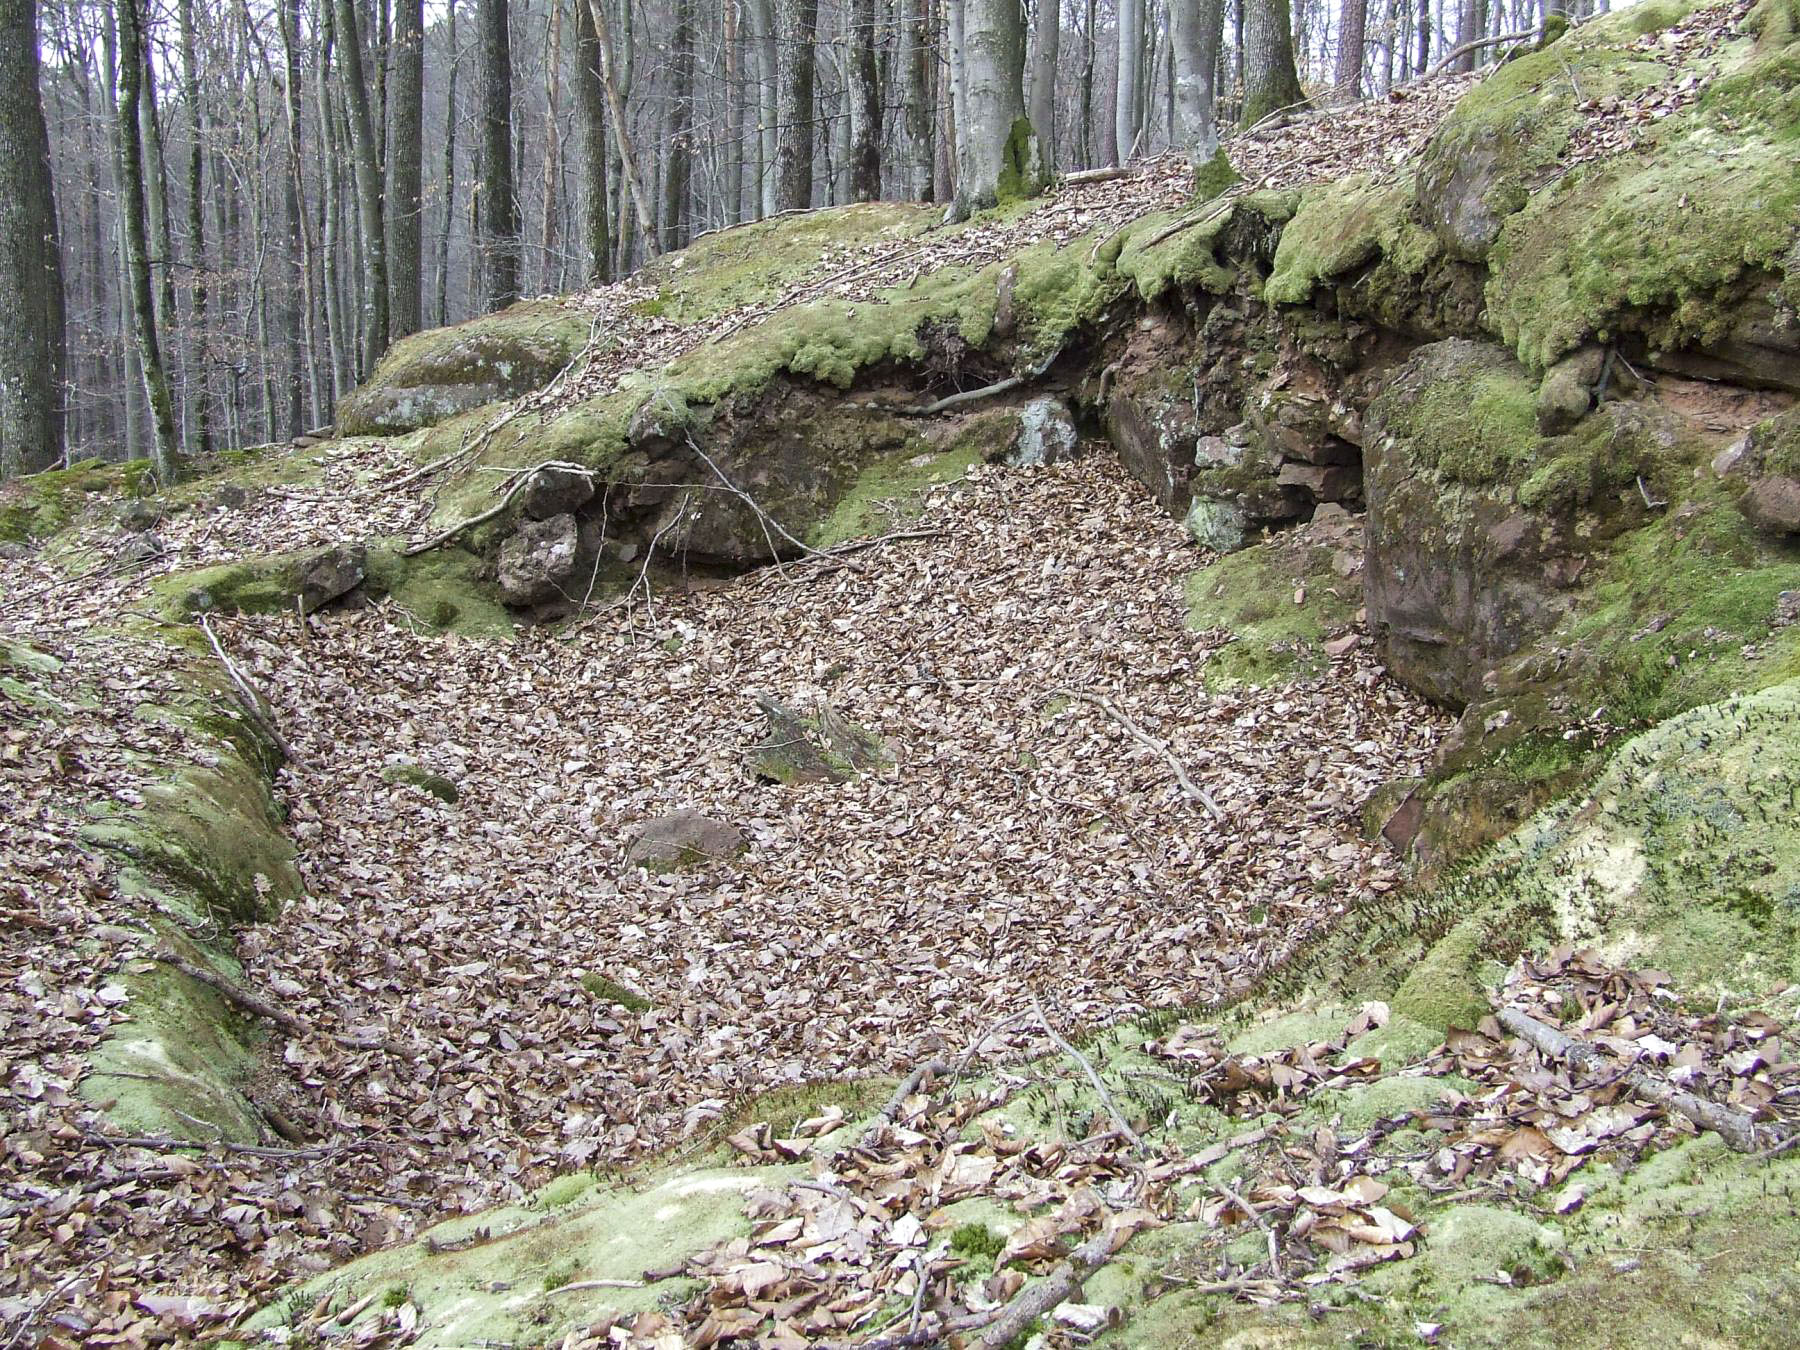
[389,0,425,338]
[955,0,1040,216]
[575,0,611,282]
[901,0,934,199]
[777,0,819,209]
[0,0,66,476]
[334,0,389,369]
[1028,0,1060,169]
[1242,0,1306,127]
[662,0,695,249]
[1114,0,1143,161]
[1171,0,1225,164]
[478,0,520,308]
[114,0,180,479]
[751,0,778,216]
[723,0,743,221]
[848,0,881,199]
[1334,0,1368,99]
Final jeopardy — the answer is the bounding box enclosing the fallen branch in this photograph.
[1218,1180,1283,1277]
[860,1059,952,1147]
[198,616,295,762]
[1427,29,1537,79]
[402,458,597,556]
[1497,1005,1774,1153]
[1056,689,1223,820]
[894,373,1026,418]
[81,1129,346,1160]
[977,1226,1116,1348]
[540,1278,645,1297]
[152,947,309,1036]
[1031,993,1148,1157]
[1060,165,1135,187]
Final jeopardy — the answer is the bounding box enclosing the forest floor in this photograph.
[0,446,1444,1335]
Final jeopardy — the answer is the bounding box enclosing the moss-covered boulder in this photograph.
[156,543,368,618]
[1363,338,1683,706]
[337,303,595,435]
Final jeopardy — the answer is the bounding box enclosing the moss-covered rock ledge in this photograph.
[4,632,304,1145]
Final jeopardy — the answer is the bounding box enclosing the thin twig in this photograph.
[1427,29,1537,79]
[1030,992,1147,1157]
[152,947,308,1036]
[198,615,296,762]
[1056,689,1223,820]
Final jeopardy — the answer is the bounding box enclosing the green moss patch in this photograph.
[0,457,155,544]
[806,438,980,549]
[1487,10,1800,368]
[363,544,515,637]
[1186,531,1361,689]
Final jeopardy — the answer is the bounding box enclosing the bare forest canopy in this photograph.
[1,0,1609,481]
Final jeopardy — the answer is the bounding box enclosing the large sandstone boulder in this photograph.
[336,305,592,435]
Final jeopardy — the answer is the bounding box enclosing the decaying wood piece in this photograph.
[976,1226,1117,1348]
[1497,1005,1774,1154]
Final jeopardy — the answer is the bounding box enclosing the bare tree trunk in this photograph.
[954,0,1038,215]
[1115,0,1143,160]
[777,0,820,210]
[0,0,65,476]
[315,6,348,404]
[723,0,743,221]
[1080,0,1097,165]
[1171,0,1224,163]
[334,0,388,370]
[477,0,520,308]
[176,0,215,452]
[437,0,457,324]
[1453,0,1488,70]
[751,0,778,216]
[900,0,933,198]
[389,0,424,339]
[1334,0,1368,99]
[114,0,179,478]
[574,0,610,282]
[848,0,881,199]
[662,0,695,248]
[1415,0,1430,74]
[584,0,656,256]
[1028,0,1060,170]
[1242,0,1305,126]
[540,0,564,284]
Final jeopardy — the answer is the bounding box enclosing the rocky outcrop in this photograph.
[497,513,581,606]
[1361,339,1680,707]
[1716,407,1800,537]
[336,305,594,435]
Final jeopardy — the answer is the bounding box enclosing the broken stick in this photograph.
[1497,1005,1776,1154]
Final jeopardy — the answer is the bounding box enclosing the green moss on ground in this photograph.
[633,202,938,324]
[381,763,460,803]
[0,457,155,543]
[1185,534,1361,689]
[151,554,318,620]
[579,973,651,1012]
[362,544,516,637]
[806,438,981,549]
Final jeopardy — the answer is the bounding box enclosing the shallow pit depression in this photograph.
[223,453,1444,1203]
